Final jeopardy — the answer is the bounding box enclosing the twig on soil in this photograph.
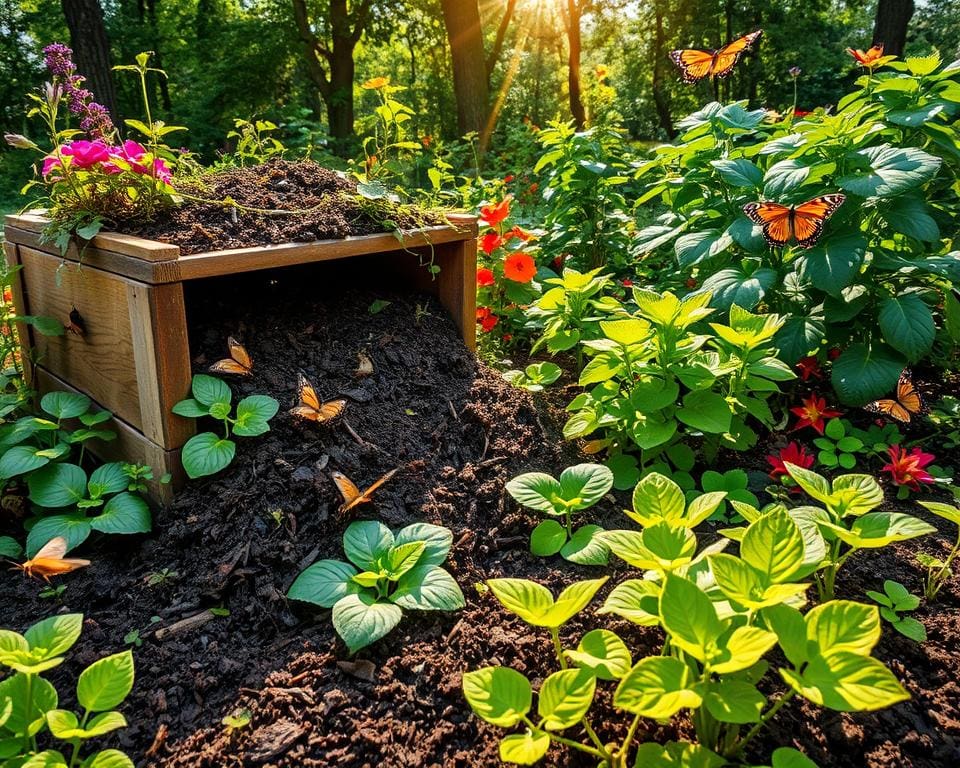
[145,723,168,759]
[447,398,459,421]
[154,610,217,641]
[297,545,321,571]
[479,432,490,462]
[477,456,509,469]
[446,619,464,644]
[494,535,527,549]
[342,418,377,450]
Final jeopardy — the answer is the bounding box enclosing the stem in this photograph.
[551,627,567,669]
[521,716,607,760]
[619,712,643,759]
[22,673,33,750]
[729,689,796,757]
[932,528,960,599]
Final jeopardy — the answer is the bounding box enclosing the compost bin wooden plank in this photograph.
[174,224,475,280]
[436,239,477,351]
[5,213,179,262]
[18,246,143,431]
[34,366,182,504]
[2,241,34,369]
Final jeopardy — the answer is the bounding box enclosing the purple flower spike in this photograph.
[43,43,76,77]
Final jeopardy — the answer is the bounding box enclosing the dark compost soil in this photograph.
[1,271,958,768]
[114,160,443,255]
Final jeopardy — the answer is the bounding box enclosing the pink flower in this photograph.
[42,139,111,176]
[104,141,172,183]
[882,446,935,491]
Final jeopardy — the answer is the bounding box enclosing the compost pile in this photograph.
[115,159,443,255]
[1,281,958,767]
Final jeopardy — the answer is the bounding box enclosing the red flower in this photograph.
[504,252,536,283]
[767,442,815,480]
[421,135,432,147]
[503,174,515,183]
[528,182,539,194]
[552,255,565,271]
[882,446,935,490]
[685,278,698,289]
[790,394,842,434]
[795,356,822,381]
[622,278,633,287]
[502,333,512,342]
[793,109,812,118]
[476,306,499,332]
[480,232,503,255]
[480,198,511,228]
[476,267,495,287]
[828,347,842,360]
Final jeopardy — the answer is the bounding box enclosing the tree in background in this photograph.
[60,0,118,120]
[873,0,914,57]
[560,0,588,128]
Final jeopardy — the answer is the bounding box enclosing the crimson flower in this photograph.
[503,174,515,183]
[790,394,842,434]
[476,307,499,332]
[795,356,822,381]
[476,267,495,287]
[504,252,536,283]
[480,198,511,228]
[621,278,633,287]
[882,446,935,490]
[480,232,503,255]
[793,109,812,118]
[767,442,814,480]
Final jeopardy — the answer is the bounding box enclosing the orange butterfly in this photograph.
[331,468,398,515]
[209,336,253,376]
[743,194,845,249]
[670,30,762,84]
[13,537,90,581]
[847,43,885,68]
[865,370,924,423]
[289,373,346,423]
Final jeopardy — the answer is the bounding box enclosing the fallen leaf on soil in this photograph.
[355,351,374,377]
[246,719,306,762]
[337,659,377,682]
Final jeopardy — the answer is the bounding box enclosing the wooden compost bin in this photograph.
[3,212,478,502]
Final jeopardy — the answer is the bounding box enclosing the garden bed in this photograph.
[1,281,957,767]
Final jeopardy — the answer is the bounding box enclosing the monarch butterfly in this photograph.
[865,370,924,423]
[13,536,90,581]
[670,30,762,84]
[331,468,398,515]
[743,194,846,249]
[847,43,885,67]
[209,336,253,376]
[289,373,346,423]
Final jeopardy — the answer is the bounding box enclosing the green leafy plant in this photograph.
[502,362,562,392]
[783,463,935,600]
[24,461,152,556]
[506,464,613,565]
[688,469,759,523]
[812,418,865,470]
[915,500,960,600]
[866,579,926,642]
[0,613,136,768]
[464,482,908,766]
[288,520,465,653]
[172,374,279,479]
[226,118,285,166]
[632,55,960,405]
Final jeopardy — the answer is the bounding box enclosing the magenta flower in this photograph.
[43,139,112,177]
[882,446,935,491]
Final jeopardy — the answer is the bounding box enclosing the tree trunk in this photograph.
[565,0,586,129]
[872,0,915,57]
[440,0,489,137]
[651,0,675,138]
[61,0,119,121]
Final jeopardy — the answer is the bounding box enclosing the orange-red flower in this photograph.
[476,306,499,332]
[476,267,495,287]
[505,225,531,243]
[790,394,842,434]
[503,174,515,183]
[767,442,814,480]
[362,76,390,90]
[421,135,432,147]
[795,356,822,381]
[480,198,511,228]
[847,43,884,68]
[504,252,536,283]
[882,446,935,490]
[480,232,503,255]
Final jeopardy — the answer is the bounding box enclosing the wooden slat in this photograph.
[34,367,182,505]
[6,212,179,261]
[2,241,33,373]
[4,226,180,285]
[19,246,142,431]
[174,224,476,281]
[436,240,477,351]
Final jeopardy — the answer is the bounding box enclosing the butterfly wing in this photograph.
[358,468,399,503]
[710,29,763,78]
[297,373,321,410]
[865,398,912,423]
[895,370,924,416]
[743,202,794,247]
[209,336,253,375]
[791,194,846,249]
[22,537,89,581]
[670,49,716,84]
[315,399,347,423]
[331,471,363,512]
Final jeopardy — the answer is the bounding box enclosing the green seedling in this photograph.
[173,374,279,478]
[502,362,563,392]
[222,707,252,733]
[784,463,935,601]
[145,568,179,587]
[288,520,465,653]
[866,580,926,642]
[688,469,759,523]
[0,613,136,767]
[38,584,67,601]
[813,418,864,470]
[915,500,960,601]
[506,463,613,565]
